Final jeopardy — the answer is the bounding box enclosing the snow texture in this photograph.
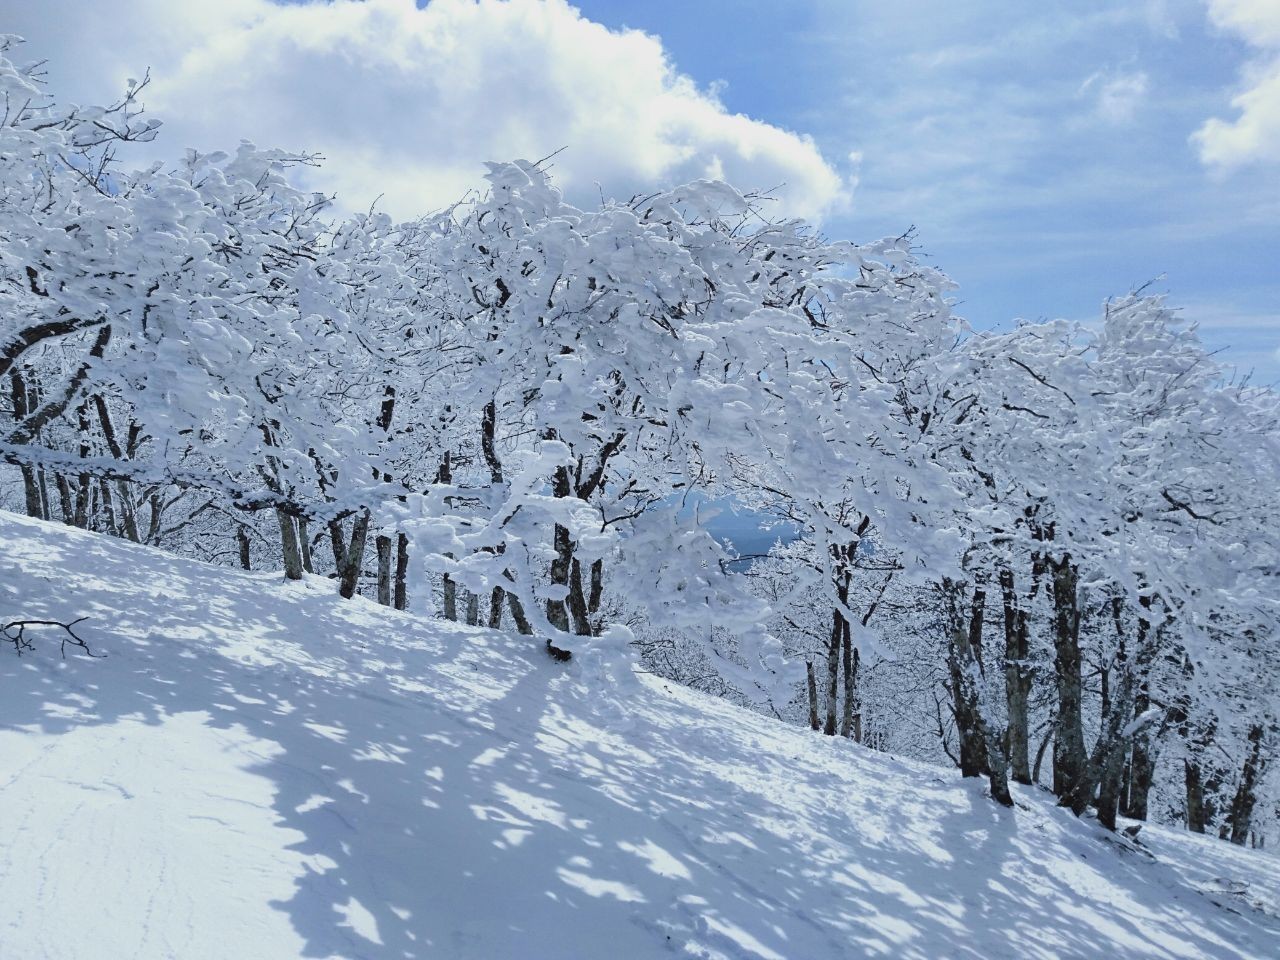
[2,510,1277,960]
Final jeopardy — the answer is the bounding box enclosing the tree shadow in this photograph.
[2,512,1277,959]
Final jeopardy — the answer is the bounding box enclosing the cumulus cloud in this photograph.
[1193,0,1280,168]
[5,0,848,220]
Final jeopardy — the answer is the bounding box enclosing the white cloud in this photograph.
[3,0,848,220]
[1141,0,1183,40]
[1193,0,1280,167]
[1080,69,1151,123]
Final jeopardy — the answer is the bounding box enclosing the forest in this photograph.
[3,36,1277,857]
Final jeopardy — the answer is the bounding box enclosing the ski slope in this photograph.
[1,511,1277,960]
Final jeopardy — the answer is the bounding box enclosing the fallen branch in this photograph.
[2,617,103,659]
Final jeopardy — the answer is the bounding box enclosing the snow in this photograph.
[2,510,1277,960]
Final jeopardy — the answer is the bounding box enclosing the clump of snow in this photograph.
[2,511,1277,959]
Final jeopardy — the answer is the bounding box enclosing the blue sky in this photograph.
[570,0,1280,381]
[7,0,1278,380]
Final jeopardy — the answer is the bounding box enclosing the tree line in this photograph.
[3,39,1276,845]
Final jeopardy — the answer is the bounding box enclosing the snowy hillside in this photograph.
[1,511,1277,960]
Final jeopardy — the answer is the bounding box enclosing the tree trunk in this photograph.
[115,482,140,542]
[436,451,459,620]
[298,518,314,574]
[1122,597,1162,820]
[37,468,54,523]
[588,559,604,617]
[1033,719,1054,786]
[1090,664,1135,829]
[945,581,989,778]
[19,465,42,518]
[566,557,593,635]
[999,567,1033,785]
[840,629,858,739]
[547,524,574,634]
[443,575,458,620]
[806,662,820,731]
[824,610,841,736]
[944,581,1011,805]
[1123,691,1157,820]
[330,511,371,600]
[1185,759,1207,833]
[276,508,304,581]
[73,475,90,528]
[394,533,409,611]
[984,727,1014,807]
[505,588,533,636]
[487,587,504,629]
[72,407,91,529]
[542,458,586,659]
[10,370,44,519]
[97,478,119,536]
[1228,724,1265,845]
[54,474,76,526]
[376,534,392,606]
[1048,554,1086,802]
[237,525,252,571]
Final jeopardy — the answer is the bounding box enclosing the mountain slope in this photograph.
[1,511,1276,960]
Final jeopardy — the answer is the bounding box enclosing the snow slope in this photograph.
[1,511,1277,960]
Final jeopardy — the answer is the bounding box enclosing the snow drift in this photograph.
[1,510,1276,959]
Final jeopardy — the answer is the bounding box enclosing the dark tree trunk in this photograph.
[376,534,392,606]
[19,465,43,518]
[237,525,252,571]
[1089,657,1136,828]
[436,451,459,620]
[505,588,533,636]
[999,567,1033,785]
[1121,597,1162,820]
[276,508,304,581]
[945,581,989,779]
[55,473,76,526]
[1186,759,1207,833]
[566,557,593,635]
[1228,724,1265,845]
[487,586,504,629]
[73,475,90,528]
[824,609,841,736]
[394,533,409,611]
[985,729,1014,807]
[823,532,863,737]
[37,468,54,524]
[806,661,820,731]
[329,512,371,600]
[945,581,1011,805]
[841,630,859,741]
[588,559,604,617]
[1048,553,1086,803]
[544,520,575,661]
[73,407,91,529]
[98,478,119,537]
[1033,718,1054,787]
[1123,691,1157,820]
[442,578,458,620]
[11,370,44,519]
[298,518,314,574]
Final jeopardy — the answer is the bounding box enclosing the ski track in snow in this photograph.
[1,510,1278,959]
